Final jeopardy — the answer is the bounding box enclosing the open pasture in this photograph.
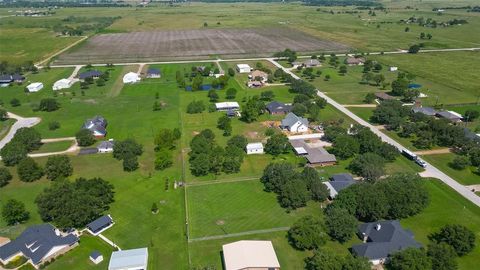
[55,27,349,64]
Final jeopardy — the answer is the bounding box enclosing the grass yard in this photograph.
[45,235,114,270]
[31,140,73,154]
[402,179,480,270]
[187,180,322,239]
[422,153,480,185]
[347,107,375,122]
[0,119,16,141]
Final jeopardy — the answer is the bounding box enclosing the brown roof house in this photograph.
[247,70,268,88]
[346,57,366,66]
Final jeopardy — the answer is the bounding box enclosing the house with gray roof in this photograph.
[436,111,463,123]
[0,224,79,269]
[412,106,437,116]
[108,247,148,270]
[78,70,103,80]
[303,59,321,67]
[281,112,309,133]
[82,115,108,137]
[266,101,292,115]
[146,68,161,78]
[351,220,422,265]
[323,173,356,198]
[86,215,114,236]
[98,139,115,153]
[290,139,337,167]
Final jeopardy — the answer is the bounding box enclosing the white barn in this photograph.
[246,142,264,155]
[236,64,252,73]
[123,72,141,84]
[108,248,148,270]
[53,79,74,90]
[215,102,240,111]
[26,82,43,92]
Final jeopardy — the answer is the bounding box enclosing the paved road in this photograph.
[45,47,480,68]
[269,58,480,207]
[0,112,41,150]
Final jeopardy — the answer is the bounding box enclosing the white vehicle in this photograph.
[415,158,427,168]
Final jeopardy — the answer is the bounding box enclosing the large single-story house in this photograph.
[412,106,437,116]
[123,72,141,84]
[90,251,103,264]
[436,110,463,122]
[78,70,103,80]
[236,64,252,73]
[53,78,74,90]
[246,142,264,155]
[108,247,148,270]
[222,240,280,270]
[86,215,114,236]
[266,101,292,115]
[0,74,25,85]
[248,70,268,83]
[303,59,321,67]
[0,224,79,269]
[290,139,337,167]
[345,57,366,66]
[26,82,43,92]
[375,92,396,101]
[351,220,422,265]
[82,115,108,137]
[281,112,309,133]
[323,173,356,198]
[146,68,161,78]
[97,139,115,153]
[215,102,240,111]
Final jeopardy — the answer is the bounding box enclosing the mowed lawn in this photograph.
[187,180,321,238]
[402,179,480,270]
[422,153,480,185]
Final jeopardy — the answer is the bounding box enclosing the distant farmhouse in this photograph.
[266,101,292,115]
[82,115,108,137]
[292,59,321,68]
[222,240,280,270]
[215,102,240,111]
[281,112,308,133]
[236,64,252,73]
[290,139,337,167]
[345,57,366,66]
[78,70,103,80]
[323,173,356,199]
[108,247,148,270]
[0,224,79,269]
[412,105,437,116]
[146,68,161,78]
[351,220,422,265]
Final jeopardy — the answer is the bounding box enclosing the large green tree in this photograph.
[430,224,476,256]
[427,242,458,270]
[387,248,431,270]
[288,216,327,250]
[332,135,360,159]
[264,133,290,156]
[2,199,29,225]
[0,167,12,187]
[324,207,358,243]
[75,129,95,147]
[44,155,73,180]
[348,153,385,181]
[17,157,43,182]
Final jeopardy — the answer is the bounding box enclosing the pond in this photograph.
[185,84,222,91]
[408,83,422,89]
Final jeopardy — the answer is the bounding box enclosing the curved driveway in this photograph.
[0,112,41,150]
[268,58,480,207]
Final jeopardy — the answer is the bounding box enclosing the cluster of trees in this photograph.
[0,167,13,187]
[327,124,399,180]
[187,100,206,114]
[385,224,476,270]
[189,130,247,176]
[305,249,371,270]
[0,60,37,75]
[261,162,329,209]
[38,98,60,112]
[2,199,30,225]
[0,127,41,166]
[176,66,230,91]
[80,71,109,89]
[323,173,429,243]
[113,139,143,171]
[36,177,114,228]
[291,93,327,121]
[264,133,290,156]
[207,88,237,103]
[6,154,72,184]
[53,16,121,36]
[273,49,297,63]
[384,72,420,101]
[241,96,265,123]
[75,129,96,146]
[304,0,382,7]
[217,115,232,136]
[153,128,181,171]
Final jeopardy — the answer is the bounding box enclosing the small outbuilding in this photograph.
[215,102,240,111]
[246,142,264,155]
[53,79,74,90]
[123,72,141,84]
[236,64,252,73]
[389,66,398,72]
[108,247,148,270]
[90,251,103,264]
[86,215,114,236]
[146,68,161,78]
[26,82,43,92]
[222,240,280,270]
[97,139,115,153]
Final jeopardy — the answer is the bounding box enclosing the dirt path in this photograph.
[415,148,451,155]
[35,36,89,67]
[0,112,41,150]
[29,138,79,158]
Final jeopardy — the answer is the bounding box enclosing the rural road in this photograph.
[45,47,480,68]
[0,112,41,150]
[269,58,480,207]
[29,137,79,158]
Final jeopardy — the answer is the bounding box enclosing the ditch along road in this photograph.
[268,59,480,208]
[45,47,480,68]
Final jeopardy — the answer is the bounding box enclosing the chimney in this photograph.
[362,233,368,243]
[375,224,382,231]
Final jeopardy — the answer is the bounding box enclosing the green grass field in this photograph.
[31,140,73,154]
[422,153,480,185]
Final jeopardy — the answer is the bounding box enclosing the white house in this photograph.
[53,79,74,90]
[246,142,264,155]
[26,82,43,92]
[281,112,309,133]
[236,64,252,73]
[389,66,398,72]
[97,139,115,153]
[222,240,280,270]
[108,248,148,270]
[90,251,103,264]
[123,72,141,84]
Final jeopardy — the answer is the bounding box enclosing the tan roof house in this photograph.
[222,240,280,270]
[248,70,268,83]
[346,57,366,66]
